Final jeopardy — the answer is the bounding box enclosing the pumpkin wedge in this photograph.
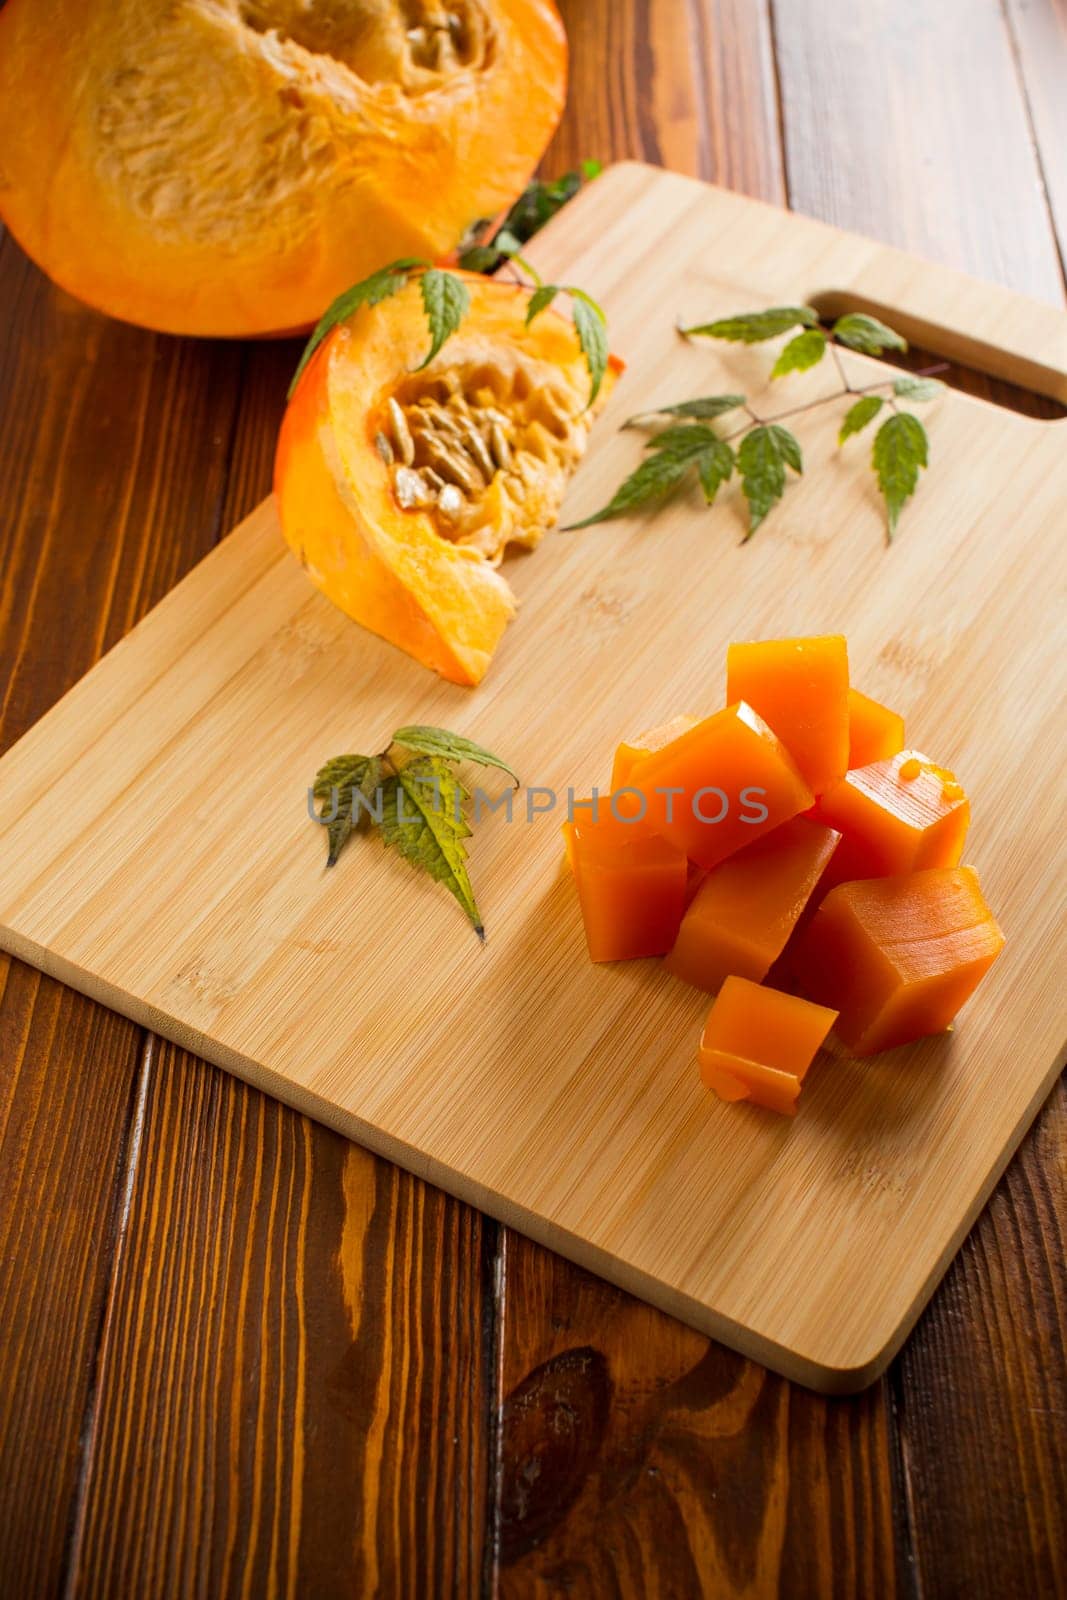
[275,272,619,684]
[0,0,567,337]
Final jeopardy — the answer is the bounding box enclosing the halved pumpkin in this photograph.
[274,271,619,683]
[0,0,567,337]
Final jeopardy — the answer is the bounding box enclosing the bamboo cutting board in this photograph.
[1,164,1065,1391]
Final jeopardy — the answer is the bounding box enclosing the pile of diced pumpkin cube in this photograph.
[563,636,1004,1116]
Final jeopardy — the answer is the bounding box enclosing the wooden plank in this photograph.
[1004,0,1067,274]
[0,962,143,1600]
[771,0,1065,304]
[493,1237,903,1596]
[0,223,246,1593]
[546,0,784,198]
[68,1040,494,1597]
[891,1082,1067,1597]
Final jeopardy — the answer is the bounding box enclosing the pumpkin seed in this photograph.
[375,431,395,465]
[438,484,465,518]
[420,434,484,494]
[456,414,496,480]
[489,421,511,469]
[394,466,434,509]
[387,397,415,465]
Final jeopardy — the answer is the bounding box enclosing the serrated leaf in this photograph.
[838,394,884,443]
[682,306,819,343]
[458,166,599,272]
[771,328,827,378]
[492,227,524,257]
[624,394,745,427]
[289,259,424,397]
[643,422,726,460]
[872,411,928,539]
[769,423,803,473]
[392,725,520,786]
[455,243,499,274]
[313,753,385,867]
[892,375,946,401]
[833,312,908,356]
[570,290,609,405]
[563,447,696,529]
[525,283,560,325]
[379,757,483,937]
[416,268,470,370]
[737,425,802,538]
[697,438,735,504]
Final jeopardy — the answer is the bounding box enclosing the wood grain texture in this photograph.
[1004,0,1067,273]
[0,961,143,1600]
[544,0,783,197]
[68,1039,494,1598]
[0,5,1064,1594]
[892,1081,1067,1599]
[0,220,247,1598]
[1,167,1064,1392]
[492,1237,903,1597]
[771,0,1066,305]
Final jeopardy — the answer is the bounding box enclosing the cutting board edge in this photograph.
[4,916,1061,1394]
[583,161,1067,406]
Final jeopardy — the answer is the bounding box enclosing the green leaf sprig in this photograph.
[289,249,608,407]
[311,725,519,939]
[573,306,944,540]
[457,160,603,274]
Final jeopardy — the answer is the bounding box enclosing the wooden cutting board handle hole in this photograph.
[808,289,1067,418]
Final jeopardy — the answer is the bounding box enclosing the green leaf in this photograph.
[892,375,946,401]
[492,227,524,257]
[313,754,385,867]
[682,306,819,343]
[417,269,471,369]
[832,312,908,356]
[454,243,498,274]
[624,394,745,427]
[457,164,599,272]
[737,424,802,537]
[379,757,483,937]
[838,394,884,443]
[563,447,696,529]
[771,328,828,378]
[289,259,424,397]
[872,410,928,540]
[525,283,560,325]
[697,438,735,504]
[391,725,520,786]
[570,291,609,405]
[566,424,733,528]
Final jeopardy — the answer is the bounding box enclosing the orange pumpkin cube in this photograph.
[699,976,838,1115]
[848,688,905,768]
[726,635,849,795]
[628,702,813,870]
[792,866,1005,1055]
[666,818,841,991]
[612,714,700,789]
[815,749,970,885]
[569,812,687,963]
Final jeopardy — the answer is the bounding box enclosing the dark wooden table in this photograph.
[2,3,1065,1594]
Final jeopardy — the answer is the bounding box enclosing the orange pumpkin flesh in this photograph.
[274,272,619,684]
[0,0,566,337]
